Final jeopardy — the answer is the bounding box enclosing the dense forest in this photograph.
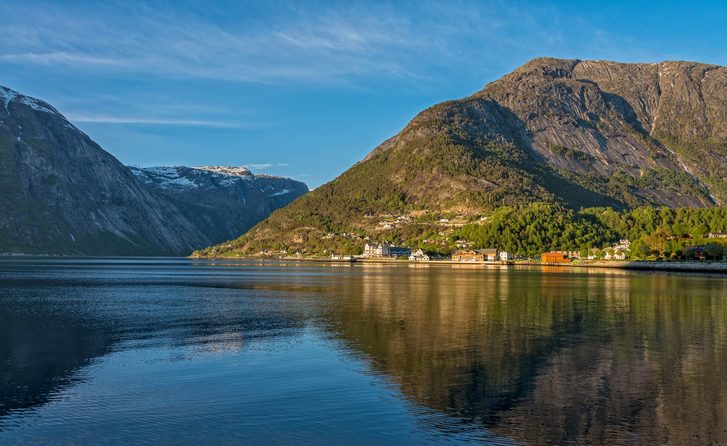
[452,204,727,259]
[195,202,727,260]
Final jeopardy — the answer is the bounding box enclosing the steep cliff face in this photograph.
[198,58,726,257]
[0,86,211,255]
[370,58,725,207]
[0,86,307,255]
[481,58,726,205]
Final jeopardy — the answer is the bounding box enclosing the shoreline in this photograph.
[196,255,727,273]
[567,260,727,273]
[5,254,724,274]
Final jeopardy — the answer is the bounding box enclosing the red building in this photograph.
[541,252,571,263]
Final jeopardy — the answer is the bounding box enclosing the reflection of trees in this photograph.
[322,266,727,444]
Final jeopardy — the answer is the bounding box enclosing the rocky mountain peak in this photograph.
[507,57,581,80]
[199,57,727,257]
[0,85,62,116]
[0,86,308,255]
[194,165,254,177]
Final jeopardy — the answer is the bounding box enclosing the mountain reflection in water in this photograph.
[1,259,726,445]
[321,264,727,445]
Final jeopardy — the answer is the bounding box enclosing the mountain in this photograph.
[0,85,307,255]
[195,58,727,257]
[128,165,307,248]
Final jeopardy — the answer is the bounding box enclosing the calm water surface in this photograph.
[1,258,726,445]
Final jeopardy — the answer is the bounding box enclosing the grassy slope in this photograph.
[193,126,630,257]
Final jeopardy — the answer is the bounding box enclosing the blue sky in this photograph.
[1,0,725,187]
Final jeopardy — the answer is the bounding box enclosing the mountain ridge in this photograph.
[0,85,307,255]
[128,165,307,247]
[196,57,727,257]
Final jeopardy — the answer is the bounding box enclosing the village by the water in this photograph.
[329,237,727,267]
[331,240,633,264]
[320,214,727,267]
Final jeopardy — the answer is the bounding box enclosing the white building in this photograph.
[614,239,631,250]
[604,239,630,260]
[604,251,627,260]
[409,249,430,261]
[363,243,391,258]
[482,248,499,262]
[499,251,513,261]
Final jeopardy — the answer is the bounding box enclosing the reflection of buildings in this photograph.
[324,267,727,445]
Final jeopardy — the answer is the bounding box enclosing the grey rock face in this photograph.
[0,86,307,255]
[481,58,726,206]
[372,58,726,207]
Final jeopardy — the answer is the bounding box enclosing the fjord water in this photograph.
[1,259,726,445]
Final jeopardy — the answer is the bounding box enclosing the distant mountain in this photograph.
[0,85,307,255]
[196,58,727,257]
[128,165,307,248]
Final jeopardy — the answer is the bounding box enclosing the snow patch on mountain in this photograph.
[127,165,307,207]
[194,166,254,178]
[0,87,18,112]
[215,176,241,186]
[17,96,57,114]
[129,165,262,191]
[1,86,58,115]
[129,166,200,189]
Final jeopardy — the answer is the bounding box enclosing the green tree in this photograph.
[704,244,724,261]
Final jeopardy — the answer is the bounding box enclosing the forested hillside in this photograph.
[196,58,727,259]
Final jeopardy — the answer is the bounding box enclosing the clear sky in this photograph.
[1,0,725,187]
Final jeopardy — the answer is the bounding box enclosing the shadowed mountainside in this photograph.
[0,86,307,255]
